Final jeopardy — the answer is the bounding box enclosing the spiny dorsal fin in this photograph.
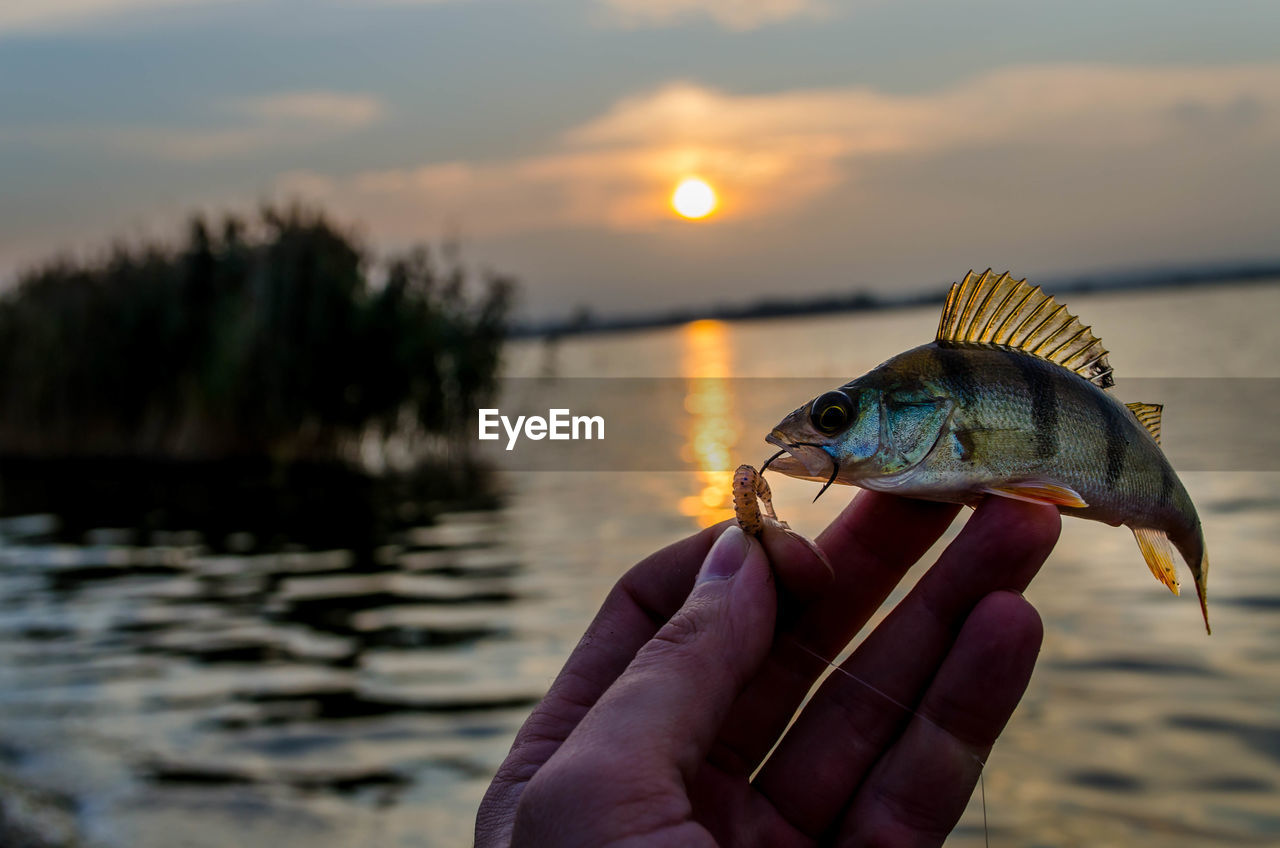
[1125,401,1163,444]
[936,269,1115,389]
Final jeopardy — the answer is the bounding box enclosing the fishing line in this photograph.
[753,461,989,840]
[784,636,991,846]
[981,769,989,848]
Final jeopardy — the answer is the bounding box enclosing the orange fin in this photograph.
[982,480,1088,509]
[1132,526,1180,596]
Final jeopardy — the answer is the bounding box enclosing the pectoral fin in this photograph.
[1132,526,1181,595]
[982,480,1088,509]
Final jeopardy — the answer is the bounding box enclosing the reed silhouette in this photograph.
[0,205,514,461]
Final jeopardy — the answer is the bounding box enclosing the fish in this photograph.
[763,269,1211,633]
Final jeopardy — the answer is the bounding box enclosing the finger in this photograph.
[560,526,778,780]
[758,521,835,602]
[755,497,1059,837]
[800,491,962,654]
[476,520,727,846]
[707,491,961,776]
[836,591,1043,846]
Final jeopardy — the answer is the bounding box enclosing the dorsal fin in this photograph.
[1126,401,1163,444]
[936,269,1115,389]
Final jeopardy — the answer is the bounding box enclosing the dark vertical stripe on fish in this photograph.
[1093,392,1129,488]
[929,344,979,405]
[1005,350,1058,460]
[1159,462,1176,507]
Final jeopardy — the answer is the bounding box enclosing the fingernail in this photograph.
[697,525,750,584]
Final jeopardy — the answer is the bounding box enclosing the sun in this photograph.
[671,177,717,220]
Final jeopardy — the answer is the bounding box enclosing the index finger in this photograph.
[705,491,961,777]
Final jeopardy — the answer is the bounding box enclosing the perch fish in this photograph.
[748,269,1210,633]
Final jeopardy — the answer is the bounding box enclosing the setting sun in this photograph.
[671,177,717,219]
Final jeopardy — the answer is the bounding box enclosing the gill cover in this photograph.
[878,393,954,474]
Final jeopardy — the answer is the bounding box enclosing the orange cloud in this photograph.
[597,0,826,30]
[276,64,1280,242]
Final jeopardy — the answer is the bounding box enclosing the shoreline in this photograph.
[514,261,1280,341]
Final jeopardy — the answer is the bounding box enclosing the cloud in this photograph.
[1,90,384,161]
[278,133,846,239]
[228,91,385,129]
[597,0,825,30]
[0,0,467,33]
[57,91,388,162]
[0,0,241,32]
[336,0,468,5]
[0,0,804,35]
[275,64,1280,244]
[103,126,276,160]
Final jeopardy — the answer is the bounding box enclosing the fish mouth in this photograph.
[764,430,837,483]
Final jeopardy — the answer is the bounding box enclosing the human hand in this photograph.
[476,492,1060,847]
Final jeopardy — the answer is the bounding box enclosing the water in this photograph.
[1,282,1278,846]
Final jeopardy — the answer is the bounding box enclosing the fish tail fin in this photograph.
[1132,526,1180,596]
[1162,524,1212,635]
[1192,545,1210,635]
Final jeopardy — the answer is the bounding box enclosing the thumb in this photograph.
[572,526,777,776]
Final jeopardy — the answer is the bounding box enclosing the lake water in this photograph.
[1,281,1278,846]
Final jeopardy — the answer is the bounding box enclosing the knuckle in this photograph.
[654,602,710,647]
[516,753,658,822]
[864,788,954,848]
[516,757,604,828]
[918,697,987,753]
[633,600,721,677]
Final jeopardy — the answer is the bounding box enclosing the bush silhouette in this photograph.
[0,205,514,461]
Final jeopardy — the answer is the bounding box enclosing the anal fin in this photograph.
[1133,526,1181,595]
[982,480,1088,509]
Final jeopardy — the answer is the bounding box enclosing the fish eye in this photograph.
[810,390,854,435]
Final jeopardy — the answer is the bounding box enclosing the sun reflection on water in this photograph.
[679,319,740,527]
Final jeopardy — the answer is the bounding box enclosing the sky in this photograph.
[1,0,1278,320]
